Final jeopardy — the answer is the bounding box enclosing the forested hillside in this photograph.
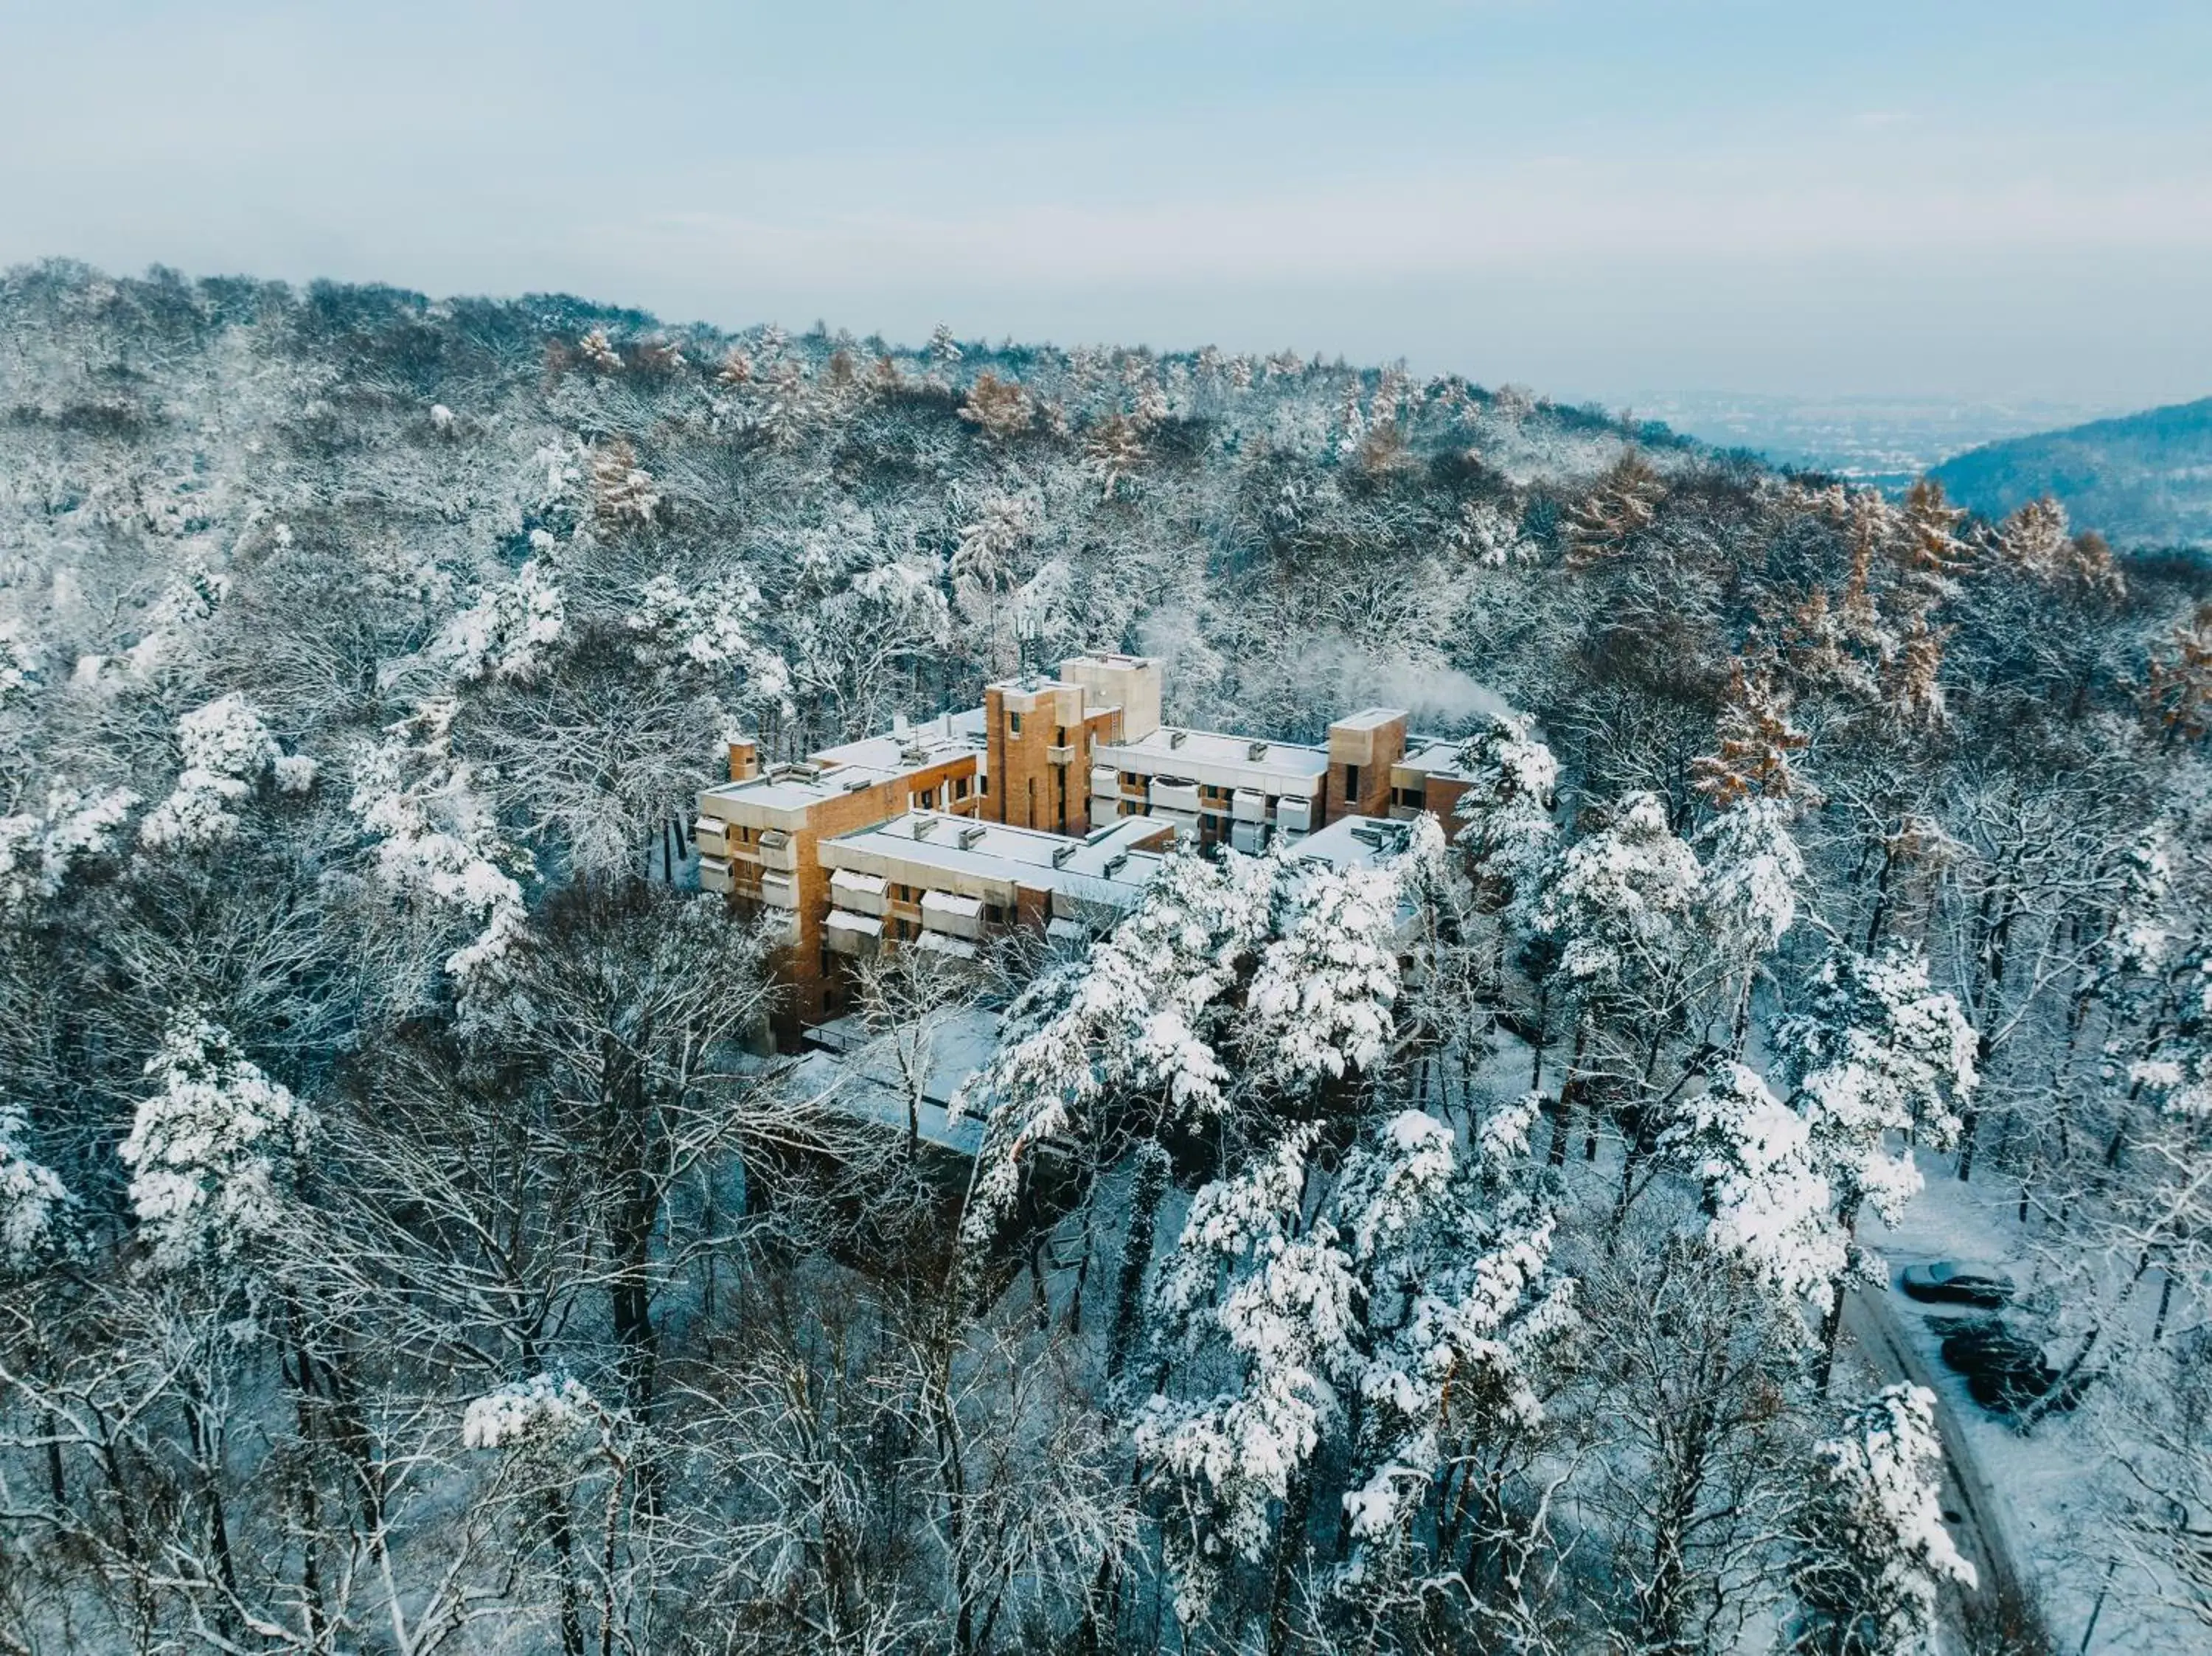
[3,260,2211,1655]
[1932,395,2212,551]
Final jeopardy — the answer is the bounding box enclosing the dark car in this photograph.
[1900,1261,2015,1308]
[1938,1320,2058,1414]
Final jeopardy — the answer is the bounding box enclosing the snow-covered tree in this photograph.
[347,700,531,992]
[1334,1099,1573,1596]
[139,693,305,852]
[121,1009,313,1271]
[0,784,138,911]
[1698,794,1806,1051]
[425,559,567,685]
[0,1104,78,1274]
[1670,939,1976,1376]
[1451,709,1559,916]
[462,1371,611,1458]
[1791,1385,1974,1655]
[1137,1124,1357,1624]
[1691,657,1811,811]
[1671,1061,1843,1316]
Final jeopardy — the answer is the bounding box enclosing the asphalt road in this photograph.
[1841,1286,2022,1607]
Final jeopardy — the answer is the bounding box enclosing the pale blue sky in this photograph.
[2,1,2207,406]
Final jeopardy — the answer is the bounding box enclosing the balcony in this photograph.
[757,828,799,872]
[1231,819,1268,855]
[1046,743,1079,765]
[1277,793,1318,836]
[1232,787,1267,823]
[921,888,987,941]
[759,870,799,910]
[759,908,800,946]
[693,816,730,859]
[830,869,888,916]
[825,909,883,957]
[698,855,732,894]
[1149,776,1200,815]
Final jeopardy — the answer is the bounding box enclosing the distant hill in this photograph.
[1931,396,2212,549]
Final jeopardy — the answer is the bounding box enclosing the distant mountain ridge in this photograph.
[1931,395,2212,549]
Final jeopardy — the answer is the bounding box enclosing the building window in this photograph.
[919,790,933,810]
[954,776,969,800]
[981,773,990,796]
[1055,726,1067,746]
[1394,787,1425,810]
[1344,764,1361,799]
[1009,712,1023,736]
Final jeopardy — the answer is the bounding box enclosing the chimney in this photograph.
[726,738,759,782]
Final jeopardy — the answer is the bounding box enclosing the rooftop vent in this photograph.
[1103,852,1130,878]
[844,776,872,792]
[959,824,987,849]
[1247,740,1270,761]
[1167,729,1187,750]
[1051,843,1078,868]
[900,744,929,765]
[912,817,937,841]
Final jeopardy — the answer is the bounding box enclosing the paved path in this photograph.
[1841,1287,2022,1606]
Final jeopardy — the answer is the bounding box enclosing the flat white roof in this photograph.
[1289,814,1419,871]
[1332,706,1407,732]
[823,810,1168,906]
[1391,735,1480,783]
[810,706,988,773]
[700,710,987,818]
[1095,726,1330,795]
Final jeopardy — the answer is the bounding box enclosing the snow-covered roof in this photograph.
[821,810,1169,909]
[1391,735,1480,783]
[698,709,987,822]
[1094,726,1330,795]
[1290,814,1418,871]
[809,706,988,773]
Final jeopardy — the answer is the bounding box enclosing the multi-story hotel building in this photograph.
[695,651,1483,1034]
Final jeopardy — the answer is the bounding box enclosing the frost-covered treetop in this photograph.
[0,1105,78,1276]
[1696,794,1806,957]
[956,832,1426,1253]
[1534,790,1704,990]
[1798,1384,1975,1654]
[1775,941,1978,1223]
[121,1009,313,1271]
[0,784,138,913]
[347,700,529,993]
[1669,1061,1843,1318]
[461,1372,611,1460]
[426,559,566,685]
[139,693,312,853]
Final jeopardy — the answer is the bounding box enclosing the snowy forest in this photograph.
[2,260,2211,1656]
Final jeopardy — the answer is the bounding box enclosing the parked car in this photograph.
[1938,1320,2059,1414]
[1900,1260,2015,1308]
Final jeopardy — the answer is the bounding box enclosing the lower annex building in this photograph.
[694,651,1481,1034]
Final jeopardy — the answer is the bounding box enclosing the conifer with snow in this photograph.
[121,1009,312,1271]
[1791,1385,1974,1655]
